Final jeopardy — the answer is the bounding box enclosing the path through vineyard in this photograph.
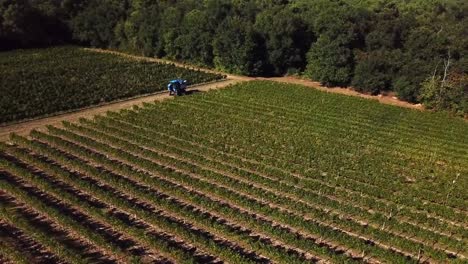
[0,78,241,140]
[0,48,424,140]
[90,48,424,110]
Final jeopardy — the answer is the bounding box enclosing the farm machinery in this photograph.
[168,79,188,96]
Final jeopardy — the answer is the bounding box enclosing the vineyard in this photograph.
[0,47,224,124]
[0,80,467,263]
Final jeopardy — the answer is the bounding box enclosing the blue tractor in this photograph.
[168,79,188,96]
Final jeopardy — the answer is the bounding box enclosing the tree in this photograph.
[116,0,162,56]
[0,0,39,49]
[364,3,407,51]
[173,9,214,66]
[394,1,467,102]
[1,0,467,116]
[204,0,232,23]
[305,35,353,86]
[70,0,128,48]
[255,6,310,75]
[352,4,407,94]
[352,50,402,94]
[303,1,358,86]
[419,72,468,116]
[159,6,183,59]
[212,16,266,76]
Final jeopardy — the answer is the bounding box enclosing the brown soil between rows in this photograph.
[0,209,62,264]
[2,161,148,263]
[0,189,114,264]
[102,115,466,240]
[40,129,355,264]
[1,152,170,263]
[100,121,464,256]
[58,124,425,263]
[11,137,277,264]
[32,125,333,263]
[7,143,228,264]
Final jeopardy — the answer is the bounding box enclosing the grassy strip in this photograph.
[0,240,30,264]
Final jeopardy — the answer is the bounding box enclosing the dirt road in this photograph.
[0,79,240,141]
[0,48,424,140]
[90,48,423,110]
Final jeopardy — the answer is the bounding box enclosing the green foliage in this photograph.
[1,0,467,112]
[0,0,75,50]
[116,1,162,57]
[351,3,408,95]
[364,3,409,51]
[419,73,468,116]
[213,16,265,76]
[393,76,420,103]
[0,46,223,123]
[1,81,466,263]
[303,1,360,86]
[70,0,127,48]
[305,35,353,86]
[352,50,402,94]
[173,9,214,66]
[254,6,310,75]
[0,0,42,49]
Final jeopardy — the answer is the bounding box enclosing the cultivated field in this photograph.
[0,81,467,263]
[0,47,223,124]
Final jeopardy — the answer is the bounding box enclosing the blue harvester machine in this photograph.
[167,79,188,96]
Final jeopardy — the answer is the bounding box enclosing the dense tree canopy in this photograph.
[255,5,309,75]
[213,16,266,75]
[0,0,466,115]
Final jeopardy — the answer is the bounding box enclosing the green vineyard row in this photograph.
[0,47,224,123]
[0,81,466,263]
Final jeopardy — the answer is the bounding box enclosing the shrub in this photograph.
[352,50,403,95]
[419,72,468,116]
[393,77,420,103]
[304,35,353,87]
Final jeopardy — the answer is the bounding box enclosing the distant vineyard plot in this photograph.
[0,81,467,263]
[0,46,224,123]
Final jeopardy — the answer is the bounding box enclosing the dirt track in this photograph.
[0,48,424,140]
[0,79,240,141]
[88,48,424,110]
